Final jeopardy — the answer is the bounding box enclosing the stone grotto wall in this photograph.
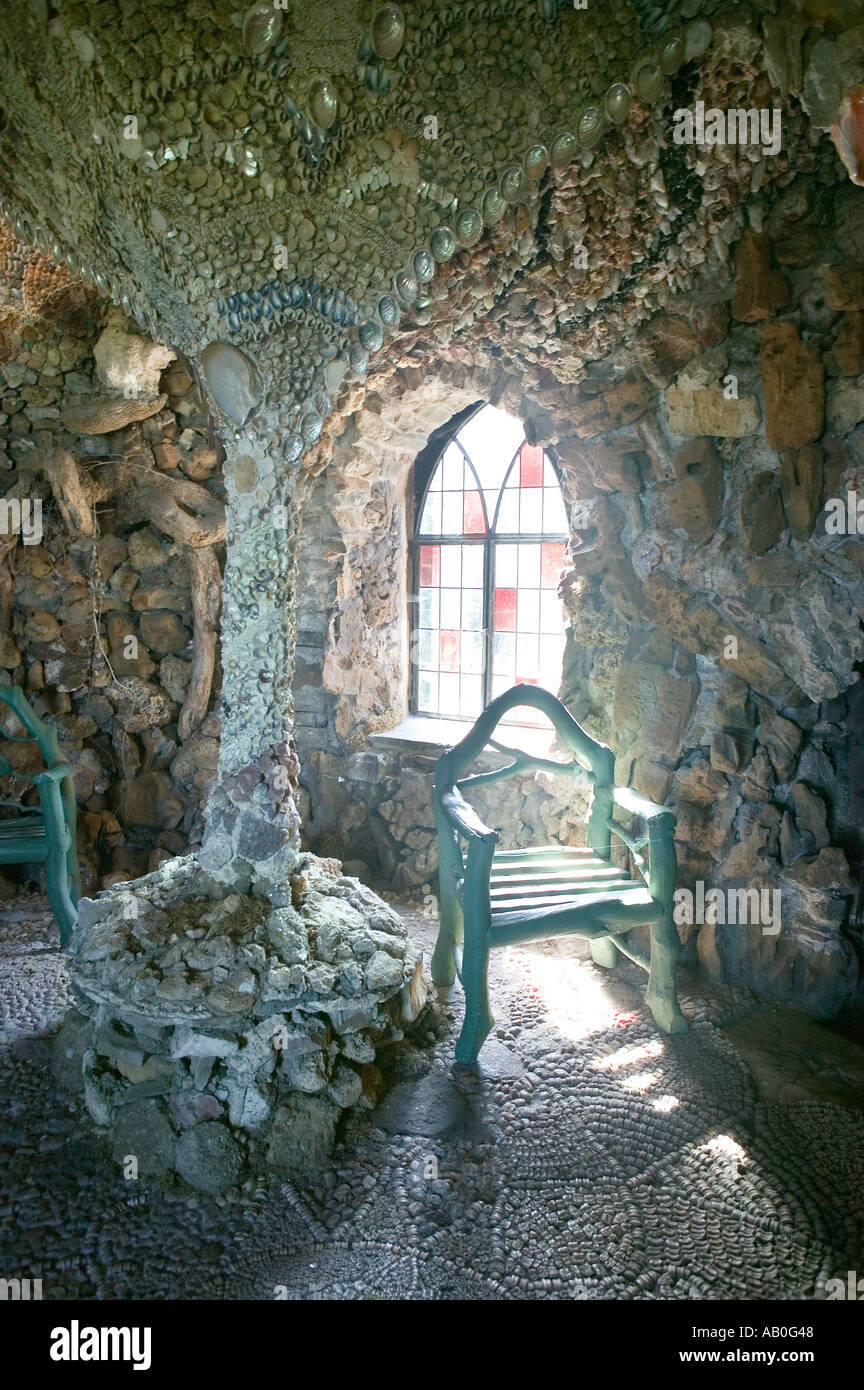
[293,376,593,888]
[0,229,224,894]
[295,165,864,1017]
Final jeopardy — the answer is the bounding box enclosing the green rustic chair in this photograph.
[431,684,687,1064]
[0,685,80,944]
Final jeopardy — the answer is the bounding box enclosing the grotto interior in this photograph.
[1,0,864,1320]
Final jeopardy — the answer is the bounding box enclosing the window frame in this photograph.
[410,405,568,720]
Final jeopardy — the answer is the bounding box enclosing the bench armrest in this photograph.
[33,763,76,786]
[613,784,675,826]
[439,787,500,845]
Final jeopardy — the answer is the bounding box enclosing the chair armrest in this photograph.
[439,787,500,844]
[613,785,675,826]
[33,763,76,786]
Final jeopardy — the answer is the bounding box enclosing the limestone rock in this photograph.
[833,312,864,375]
[365,948,404,991]
[823,263,864,310]
[107,677,175,732]
[664,380,760,438]
[62,392,168,435]
[556,434,646,493]
[557,368,656,438]
[741,748,776,803]
[826,376,864,435]
[710,732,753,775]
[731,228,789,323]
[662,438,723,542]
[116,772,184,830]
[635,313,701,387]
[613,656,696,760]
[739,471,785,554]
[0,631,22,667]
[93,310,175,398]
[674,757,729,806]
[759,321,825,450]
[779,445,824,537]
[758,708,803,780]
[139,611,187,655]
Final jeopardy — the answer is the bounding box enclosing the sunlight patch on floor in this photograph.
[505,947,640,1042]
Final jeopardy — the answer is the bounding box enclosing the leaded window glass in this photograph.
[413,403,568,724]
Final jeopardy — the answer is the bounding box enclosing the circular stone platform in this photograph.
[63,852,427,1190]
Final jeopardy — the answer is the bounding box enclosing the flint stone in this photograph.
[280,1049,327,1093]
[111,1098,175,1177]
[365,950,404,991]
[171,1025,239,1059]
[226,1078,270,1129]
[174,1121,243,1193]
[267,1095,339,1174]
[328,1064,363,1109]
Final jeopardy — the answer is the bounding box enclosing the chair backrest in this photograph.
[434,684,616,857]
[0,685,65,806]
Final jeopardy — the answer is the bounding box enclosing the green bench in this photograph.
[0,685,80,944]
[431,684,687,1064]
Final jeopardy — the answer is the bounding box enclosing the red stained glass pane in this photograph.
[520,443,544,488]
[463,489,486,535]
[419,544,440,587]
[540,542,565,588]
[440,629,460,671]
[494,588,517,631]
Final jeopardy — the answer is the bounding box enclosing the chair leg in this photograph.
[431,932,455,988]
[455,929,494,1066]
[590,936,619,969]
[431,891,462,988]
[45,854,77,947]
[645,907,688,1034]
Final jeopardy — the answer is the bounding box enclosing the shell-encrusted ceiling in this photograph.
[0,0,861,456]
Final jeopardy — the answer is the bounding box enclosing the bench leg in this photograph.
[645,908,688,1034]
[455,930,493,1065]
[590,936,618,969]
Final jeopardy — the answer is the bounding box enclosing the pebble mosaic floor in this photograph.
[1,892,863,1300]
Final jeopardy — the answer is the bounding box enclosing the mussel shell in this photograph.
[371,4,405,61]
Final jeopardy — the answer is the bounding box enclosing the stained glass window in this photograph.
[413,403,568,724]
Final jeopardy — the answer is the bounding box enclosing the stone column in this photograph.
[199,429,302,900]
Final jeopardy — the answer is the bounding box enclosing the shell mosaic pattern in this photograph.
[1,0,852,472]
[0,0,732,452]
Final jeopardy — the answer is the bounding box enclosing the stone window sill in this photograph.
[368,714,558,758]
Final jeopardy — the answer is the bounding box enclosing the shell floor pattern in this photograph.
[1,893,862,1301]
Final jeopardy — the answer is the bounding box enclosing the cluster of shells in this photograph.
[0,0,841,484]
[0,2,711,351]
[0,221,91,330]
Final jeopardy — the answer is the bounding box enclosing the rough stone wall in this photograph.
[0,246,223,892]
[295,168,864,1016]
[293,374,590,886]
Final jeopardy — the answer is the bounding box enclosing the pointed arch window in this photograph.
[412,403,568,724]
